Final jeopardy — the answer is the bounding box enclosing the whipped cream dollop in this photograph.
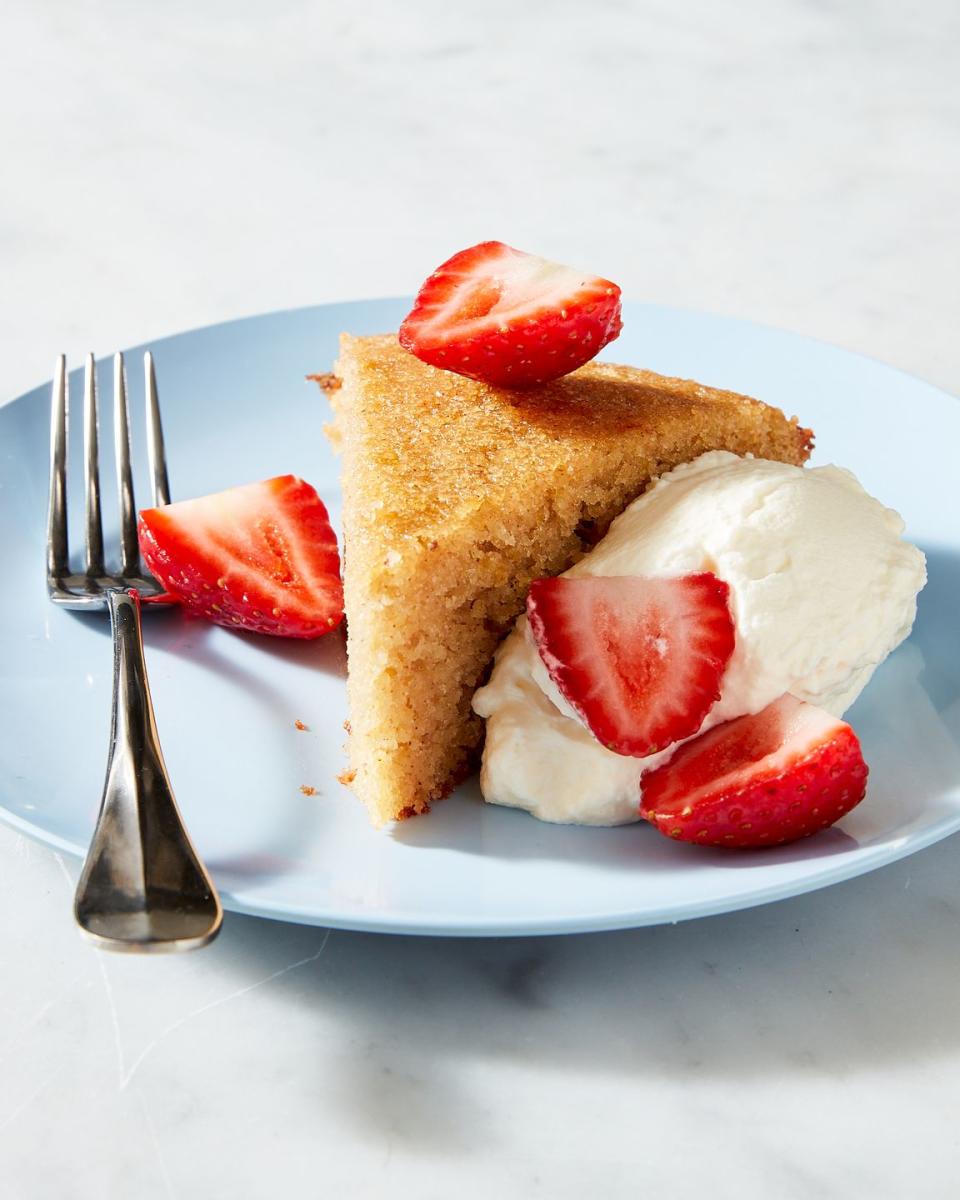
[472,451,927,825]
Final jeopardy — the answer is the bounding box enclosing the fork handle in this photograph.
[73,588,222,952]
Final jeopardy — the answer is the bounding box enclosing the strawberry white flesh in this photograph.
[526,573,735,757]
[640,694,869,848]
[399,241,622,388]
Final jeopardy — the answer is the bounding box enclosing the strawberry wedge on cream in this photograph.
[472,451,926,829]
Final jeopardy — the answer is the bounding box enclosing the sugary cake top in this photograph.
[331,334,811,546]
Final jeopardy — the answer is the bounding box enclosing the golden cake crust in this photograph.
[326,334,813,825]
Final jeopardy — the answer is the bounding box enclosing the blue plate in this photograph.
[1,300,958,935]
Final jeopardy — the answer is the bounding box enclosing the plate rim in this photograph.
[1,798,957,937]
[4,293,958,415]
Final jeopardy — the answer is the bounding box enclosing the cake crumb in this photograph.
[294,719,309,731]
[299,784,317,796]
[308,372,342,394]
[397,803,430,820]
[343,719,352,734]
[337,769,356,786]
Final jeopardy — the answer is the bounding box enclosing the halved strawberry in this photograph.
[398,241,622,388]
[526,573,735,757]
[138,475,343,639]
[640,694,868,848]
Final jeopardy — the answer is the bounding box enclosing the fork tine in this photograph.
[46,355,69,584]
[83,353,105,578]
[144,351,170,507]
[113,353,139,576]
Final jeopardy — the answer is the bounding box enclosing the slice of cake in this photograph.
[325,334,813,826]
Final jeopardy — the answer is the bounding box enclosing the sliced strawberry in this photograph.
[640,694,868,848]
[138,475,343,639]
[398,241,622,388]
[526,573,735,757]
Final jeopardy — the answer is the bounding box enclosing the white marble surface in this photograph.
[2,1,959,1196]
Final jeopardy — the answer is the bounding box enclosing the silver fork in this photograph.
[47,352,222,952]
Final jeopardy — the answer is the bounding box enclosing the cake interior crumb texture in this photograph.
[326,334,813,826]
